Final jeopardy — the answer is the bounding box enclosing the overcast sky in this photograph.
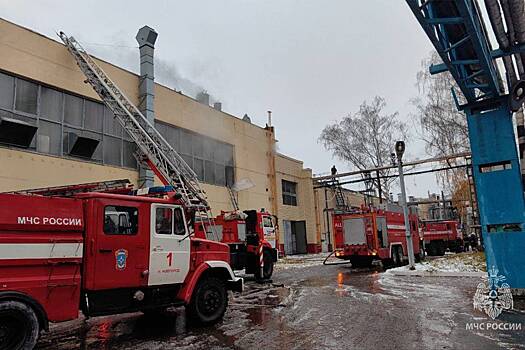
[1,0,451,198]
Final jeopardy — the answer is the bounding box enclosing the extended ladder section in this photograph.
[227,185,240,211]
[58,32,217,238]
[10,179,132,197]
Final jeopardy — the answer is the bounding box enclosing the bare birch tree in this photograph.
[319,96,407,198]
[412,52,470,191]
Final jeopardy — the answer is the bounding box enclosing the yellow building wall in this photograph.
[0,18,272,216]
[0,148,138,191]
[275,154,319,253]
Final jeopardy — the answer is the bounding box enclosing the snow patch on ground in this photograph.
[388,252,486,273]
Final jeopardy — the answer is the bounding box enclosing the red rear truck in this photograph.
[332,205,421,267]
[195,210,278,280]
[0,190,243,349]
[420,220,463,256]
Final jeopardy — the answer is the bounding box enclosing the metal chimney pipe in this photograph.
[135,25,158,187]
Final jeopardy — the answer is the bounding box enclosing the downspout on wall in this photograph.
[135,26,158,188]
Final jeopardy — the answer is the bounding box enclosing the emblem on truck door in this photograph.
[115,249,128,270]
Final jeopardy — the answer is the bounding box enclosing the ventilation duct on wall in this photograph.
[0,117,37,148]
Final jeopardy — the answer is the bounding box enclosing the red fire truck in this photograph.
[420,220,463,256]
[194,210,278,280]
[332,205,421,267]
[0,185,243,349]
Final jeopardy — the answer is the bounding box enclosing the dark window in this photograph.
[225,166,234,187]
[84,100,104,132]
[0,72,14,109]
[37,121,61,155]
[104,206,138,235]
[192,134,204,158]
[194,158,205,181]
[155,207,173,235]
[205,160,215,184]
[0,117,37,148]
[64,94,83,126]
[282,180,298,206]
[40,87,63,122]
[104,107,122,136]
[103,136,122,166]
[174,208,186,235]
[215,163,226,186]
[203,138,214,161]
[180,129,192,155]
[181,154,193,170]
[123,140,137,168]
[15,79,38,115]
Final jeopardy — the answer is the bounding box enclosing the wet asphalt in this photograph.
[35,262,525,350]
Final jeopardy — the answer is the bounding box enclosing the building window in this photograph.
[104,206,138,235]
[0,71,238,175]
[155,121,235,187]
[0,73,14,109]
[40,87,63,122]
[64,94,83,127]
[15,79,38,115]
[282,180,298,206]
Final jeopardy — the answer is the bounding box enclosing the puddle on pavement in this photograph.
[296,267,387,297]
[36,283,292,350]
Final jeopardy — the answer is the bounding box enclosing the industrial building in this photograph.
[0,18,327,255]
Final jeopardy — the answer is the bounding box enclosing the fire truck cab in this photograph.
[332,205,421,267]
[195,210,278,280]
[0,190,243,350]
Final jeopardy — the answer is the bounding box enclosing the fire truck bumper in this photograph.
[227,276,244,293]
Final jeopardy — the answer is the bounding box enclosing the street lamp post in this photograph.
[395,141,416,270]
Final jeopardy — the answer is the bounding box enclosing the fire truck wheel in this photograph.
[0,301,40,350]
[187,276,227,326]
[255,250,274,280]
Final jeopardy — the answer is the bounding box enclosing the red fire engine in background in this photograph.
[332,204,421,267]
[194,209,278,280]
[420,220,463,256]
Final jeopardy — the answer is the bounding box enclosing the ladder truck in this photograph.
[0,33,243,350]
[194,208,278,280]
[193,185,278,281]
[331,204,421,267]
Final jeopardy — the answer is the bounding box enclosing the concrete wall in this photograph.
[275,154,319,254]
[0,18,273,216]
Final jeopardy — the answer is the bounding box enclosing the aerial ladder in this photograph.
[58,33,217,238]
[407,0,525,292]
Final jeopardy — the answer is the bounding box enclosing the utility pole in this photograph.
[395,141,415,270]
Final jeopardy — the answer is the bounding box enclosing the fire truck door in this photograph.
[262,215,276,248]
[90,204,146,290]
[148,204,190,286]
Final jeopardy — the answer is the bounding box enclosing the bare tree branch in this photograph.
[412,52,470,192]
[319,96,407,198]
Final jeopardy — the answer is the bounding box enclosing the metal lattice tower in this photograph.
[58,32,217,237]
